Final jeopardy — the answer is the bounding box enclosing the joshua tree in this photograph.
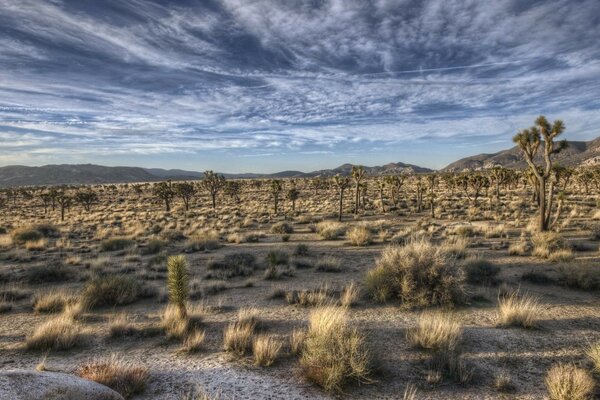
[513,116,568,231]
[75,190,98,212]
[414,176,424,213]
[153,181,175,212]
[467,174,487,206]
[576,167,594,195]
[489,167,510,206]
[131,184,144,198]
[39,192,53,214]
[426,174,437,218]
[224,180,242,204]
[201,170,225,209]
[376,177,386,213]
[351,165,365,215]
[385,175,405,208]
[333,174,350,221]
[174,182,196,211]
[270,179,283,214]
[55,189,71,222]
[167,255,189,318]
[286,183,300,212]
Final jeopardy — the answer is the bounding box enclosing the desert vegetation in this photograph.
[1,120,599,399]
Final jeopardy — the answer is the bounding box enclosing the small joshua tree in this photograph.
[39,192,53,215]
[286,182,300,212]
[224,180,242,204]
[513,116,568,231]
[427,174,437,218]
[385,175,405,209]
[376,177,386,213]
[201,170,225,209]
[414,176,424,213]
[167,255,189,318]
[270,179,283,214]
[55,188,71,222]
[153,181,175,212]
[351,165,366,215]
[467,173,487,206]
[131,184,144,199]
[174,182,196,211]
[333,174,350,221]
[489,167,510,206]
[75,189,98,212]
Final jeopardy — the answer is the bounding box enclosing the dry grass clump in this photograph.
[365,238,465,307]
[545,363,595,400]
[100,237,135,252]
[11,224,59,245]
[508,236,529,256]
[182,329,206,353]
[163,304,193,340]
[315,255,342,273]
[464,257,500,286]
[109,314,139,337]
[347,225,372,246]
[185,230,220,252]
[497,291,540,329]
[315,221,346,240]
[26,315,84,351]
[493,371,515,392]
[271,222,293,234]
[290,328,306,355]
[300,306,371,393]
[286,287,330,307]
[25,238,48,251]
[532,231,573,261]
[223,321,255,357]
[253,335,282,366]
[26,262,71,284]
[81,275,147,309]
[76,355,149,399]
[441,236,469,259]
[340,282,359,307]
[484,224,506,238]
[587,341,600,373]
[33,290,74,314]
[407,312,461,352]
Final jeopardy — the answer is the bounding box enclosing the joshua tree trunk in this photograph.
[338,189,344,221]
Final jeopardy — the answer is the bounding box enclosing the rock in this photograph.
[0,370,124,400]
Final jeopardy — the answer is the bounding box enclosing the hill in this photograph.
[442,137,600,172]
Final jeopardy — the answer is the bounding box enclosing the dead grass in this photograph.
[587,341,600,373]
[253,335,282,366]
[300,306,371,393]
[316,221,346,240]
[26,314,85,351]
[407,312,461,352]
[497,291,540,329]
[545,363,595,400]
[347,225,372,246]
[76,355,149,399]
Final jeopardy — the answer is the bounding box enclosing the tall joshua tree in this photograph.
[167,255,189,318]
[75,189,98,212]
[286,182,300,213]
[376,177,386,213]
[55,188,71,222]
[270,179,283,215]
[333,174,350,222]
[351,165,365,215]
[513,116,568,231]
[201,170,225,209]
[153,181,175,212]
[174,182,196,211]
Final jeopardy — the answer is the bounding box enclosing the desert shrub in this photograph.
[347,226,372,246]
[162,229,186,242]
[532,232,572,260]
[33,291,74,314]
[26,315,84,351]
[101,237,135,252]
[316,221,346,240]
[484,224,506,238]
[26,262,71,284]
[266,250,289,266]
[521,270,555,285]
[186,230,220,252]
[464,257,500,286]
[290,329,306,355]
[76,356,149,399]
[253,335,282,366]
[292,257,314,269]
[315,256,342,272]
[441,236,469,259]
[589,223,600,240]
[11,224,59,244]
[286,287,330,307]
[162,304,191,340]
[300,306,371,393]
[141,239,164,255]
[223,321,255,357]
[226,232,260,244]
[271,222,293,234]
[497,292,540,329]
[208,252,256,279]
[340,282,359,307]
[587,342,600,373]
[365,238,465,307]
[557,264,600,291]
[81,275,147,309]
[182,329,206,353]
[407,312,461,352]
[294,244,310,256]
[508,235,529,256]
[545,363,595,400]
[109,314,139,338]
[493,371,515,393]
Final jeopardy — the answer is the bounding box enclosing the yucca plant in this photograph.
[167,255,189,318]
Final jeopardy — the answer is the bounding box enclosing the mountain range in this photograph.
[0,137,597,188]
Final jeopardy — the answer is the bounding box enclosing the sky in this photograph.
[1,0,600,173]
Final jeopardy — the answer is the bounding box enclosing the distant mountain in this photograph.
[0,161,432,188]
[442,137,600,172]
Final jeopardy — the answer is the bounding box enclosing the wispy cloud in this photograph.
[0,0,599,170]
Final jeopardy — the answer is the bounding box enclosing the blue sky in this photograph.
[1,0,600,172]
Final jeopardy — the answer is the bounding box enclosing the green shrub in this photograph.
[81,276,149,309]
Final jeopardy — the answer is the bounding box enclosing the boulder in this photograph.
[0,370,124,400]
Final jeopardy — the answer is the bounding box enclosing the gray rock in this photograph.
[0,370,124,400]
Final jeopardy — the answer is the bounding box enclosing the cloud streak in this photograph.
[0,0,599,170]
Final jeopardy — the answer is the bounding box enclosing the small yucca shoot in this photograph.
[167,255,189,318]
